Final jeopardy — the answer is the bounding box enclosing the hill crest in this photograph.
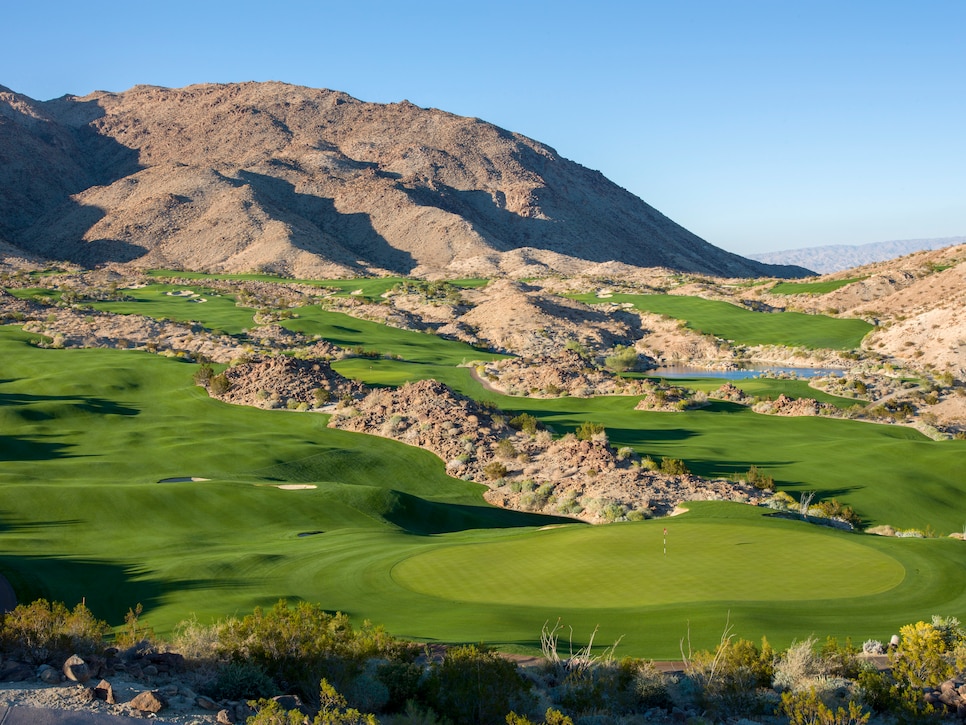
[0,81,808,279]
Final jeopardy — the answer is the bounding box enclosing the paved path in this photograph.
[0,706,163,724]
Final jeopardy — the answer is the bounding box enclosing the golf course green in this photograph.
[1,277,964,656]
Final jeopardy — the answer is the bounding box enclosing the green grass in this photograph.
[568,293,874,349]
[146,271,489,300]
[2,278,963,657]
[770,278,867,295]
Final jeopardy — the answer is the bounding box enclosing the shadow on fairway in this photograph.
[0,435,78,461]
[0,553,227,625]
[383,491,579,535]
[0,392,140,418]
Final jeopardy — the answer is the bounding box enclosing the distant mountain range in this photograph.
[749,237,965,274]
[0,81,808,279]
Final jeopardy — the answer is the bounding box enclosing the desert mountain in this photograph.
[0,82,808,279]
[749,236,965,274]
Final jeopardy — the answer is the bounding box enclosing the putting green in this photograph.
[393,519,905,608]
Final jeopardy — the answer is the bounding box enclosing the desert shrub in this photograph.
[575,421,606,441]
[497,438,518,459]
[424,644,532,725]
[555,658,647,716]
[193,362,214,386]
[205,660,275,700]
[314,388,333,405]
[375,660,423,713]
[820,637,862,679]
[209,373,231,395]
[861,639,885,655]
[659,457,689,475]
[506,709,574,725]
[779,687,870,725]
[604,345,638,372]
[249,678,377,725]
[813,499,861,527]
[510,413,540,435]
[0,599,109,664]
[114,602,156,648]
[216,600,411,702]
[682,629,773,716]
[856,667,941,722]
[484,461,509,480]
[745,465,775,491]
[773,637,827,692]
[890,620,959,688]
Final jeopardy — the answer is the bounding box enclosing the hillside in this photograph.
[0,82,808,279]
[750,236,965,273]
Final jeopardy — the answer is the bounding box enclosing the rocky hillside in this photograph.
[0,82,807,279]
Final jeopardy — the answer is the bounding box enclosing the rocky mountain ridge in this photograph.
[0,81,808,279]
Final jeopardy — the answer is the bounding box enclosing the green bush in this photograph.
[659,457,689,475]
[779,687,870,725]
[484,461,509,480]
[509,413,540,435]
[0,599,109,664]
[206,660,276,700]
[216,600,412,702]
[604,345,638,372]
[425,644,532,725]
[575,421,605,441]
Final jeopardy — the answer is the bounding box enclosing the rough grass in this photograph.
[568,292,874,349]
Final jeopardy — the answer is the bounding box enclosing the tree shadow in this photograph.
[0,435,77,462]
[235,171,417,274]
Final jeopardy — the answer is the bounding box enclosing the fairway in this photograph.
[2,278,965,657]
[568,292,873,349]
[393,519,905,607]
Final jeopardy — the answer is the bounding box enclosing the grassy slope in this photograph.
[770,278,867,295]
[2,280,964,655]
[333,358,966,533]
[568,293,873,349]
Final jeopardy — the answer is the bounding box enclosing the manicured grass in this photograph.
[332,357,966,533]
[770,278,867,295]
[1,329,964,657]
[568,293,874,349]
[146,271,489,300]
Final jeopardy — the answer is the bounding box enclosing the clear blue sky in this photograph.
[4,0,964,255]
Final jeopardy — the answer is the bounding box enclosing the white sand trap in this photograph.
[166,290,196,297]
[157,477,211,483]
[597,291,613,298]
[276,484,318,490]
[188,298,207,303]
[350,289,364,296]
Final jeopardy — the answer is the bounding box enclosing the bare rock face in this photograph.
[0,82,806,279]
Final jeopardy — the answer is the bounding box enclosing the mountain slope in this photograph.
[750,237,964,274]
[0,82,808,278]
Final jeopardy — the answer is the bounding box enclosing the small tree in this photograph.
[575,421,606,441]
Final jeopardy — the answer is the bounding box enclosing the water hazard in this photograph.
[646,365,844,380]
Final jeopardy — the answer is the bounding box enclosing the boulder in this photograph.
[129,689,166,713]
[62,654,91,683]
[38,666,62,684]
[94,679,116,704]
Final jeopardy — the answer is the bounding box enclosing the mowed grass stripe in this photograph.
[392,519,904,608]
[568,293,873,349]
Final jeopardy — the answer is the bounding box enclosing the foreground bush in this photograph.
[217,600,416,703]
[0,599,109,664]
[424,644,533,725]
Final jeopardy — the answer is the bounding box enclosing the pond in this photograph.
[645,365,845,380]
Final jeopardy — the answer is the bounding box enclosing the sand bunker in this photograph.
[166,290,196,297]
[157,477,211,483]
[276,484,318,490]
